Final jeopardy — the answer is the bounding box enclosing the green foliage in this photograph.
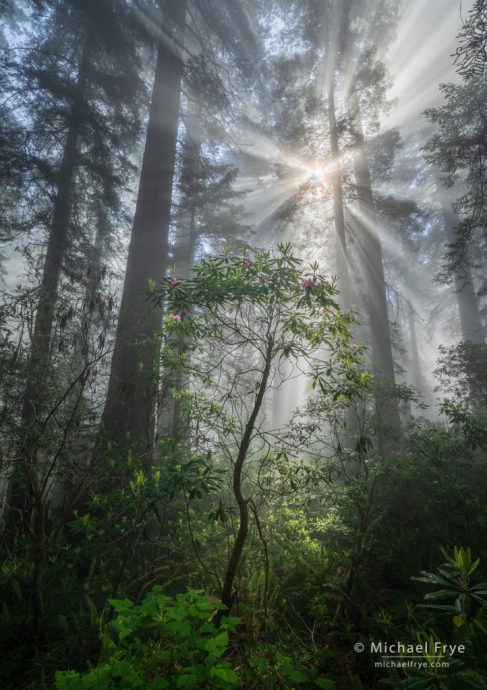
[380,549,487,689]
[424,72,487,281]
[243,648,336,689]
[415,547,487,647]
[435,343,487,411]
[150,244,361,388]
[55,588,240,690]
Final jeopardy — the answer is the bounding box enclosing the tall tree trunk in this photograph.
[159,102,200,439]
[174,97,202,278]
[328,78,362,449]
[50,201,109,518]
[4,28,94,533]
[99,0,187,458]
[442,207,485,343]
[348,87,401,433]
[407,304,425,394]
[328,78,351,310]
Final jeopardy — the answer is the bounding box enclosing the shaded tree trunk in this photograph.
[50,201,109,518]
[4,27,94,534]
[407,305,425,394]
[348,87,401,433]
[442,207,485,343]
[219,335,274,618]
[328,78,352,310]
[158,103,200,440]
[99,0,187,458]
[328,80,360,449]
[174,97,202,278]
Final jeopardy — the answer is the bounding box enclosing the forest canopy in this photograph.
[0,0,486,688]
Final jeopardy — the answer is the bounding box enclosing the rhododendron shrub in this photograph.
[148,244,367,614]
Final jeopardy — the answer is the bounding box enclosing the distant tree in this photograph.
[0,2,143,552]
[454,0,487,78]
[101,0,262,456]
[347,83,401,432]
[435,341,487,410]
[159,55,249,438]
[99,0,187,457]
[424,77,487,275]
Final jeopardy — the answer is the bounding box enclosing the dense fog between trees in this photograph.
[0,1,486,688]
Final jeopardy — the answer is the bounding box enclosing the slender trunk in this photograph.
[322,15,359,448]
[219,336,274,616]
[442,207,485,343]
[158,96,200,439]
[50,203,107,518]
[173,95,201,278]
[99,0,187,458]
[171,183,198,437]
[83,200,107,338]
[162,187,197,440]
[407,305,424,394]
[328,78,351,310]
[32,494,47,649]
[348,88,400,434]
[4,29,93,533]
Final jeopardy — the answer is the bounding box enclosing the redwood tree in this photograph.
[99,0,188,456]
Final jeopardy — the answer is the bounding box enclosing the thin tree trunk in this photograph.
[328,82,358,448]
[50,202,108,518]
[442,207,485,343]
[159,130,199,440]
[174,95,202,277]
[219,336,274,617]
[407,305,424,394]
[99,0,187,459]
[4,28,94,533]
[348,87,401,433]
[171,165,198,437]
[328,78,351,310]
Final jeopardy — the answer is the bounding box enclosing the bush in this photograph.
[55,588,240,689]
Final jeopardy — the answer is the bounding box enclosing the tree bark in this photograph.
[99,0,187,457]
[158,105,200,440]
[442,207,485,343]
[328,77,351,310]
[348,87,401,433]
[220,336,274,616]
[4,27,94,532]
[407,305,425,394]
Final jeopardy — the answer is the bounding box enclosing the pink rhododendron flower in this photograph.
[302,278,315,288]
[351,343,359,350]
[243,258,252,269]
[170,314,181,323]
[169,278,179,288]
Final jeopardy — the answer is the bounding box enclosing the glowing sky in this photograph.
[386,0,473,132]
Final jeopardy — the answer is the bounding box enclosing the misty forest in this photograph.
[1,0,487,688]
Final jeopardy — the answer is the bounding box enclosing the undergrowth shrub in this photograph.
[55,588,240,689]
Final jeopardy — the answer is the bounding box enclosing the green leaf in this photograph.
[108,598,134,612]
[204,630,229,656]
[453,614,466,627]
[288,668,310,682]
[424,589,458,600]
[54,670,83,690]
[221,616,240,631]
[209,665,240,685]
[315,680,336,690]
[175,673,200,688]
